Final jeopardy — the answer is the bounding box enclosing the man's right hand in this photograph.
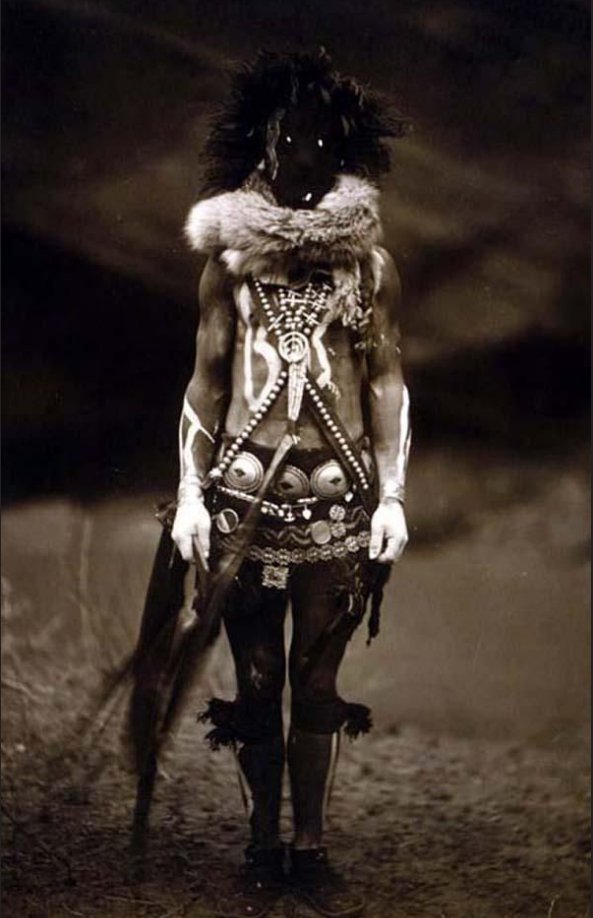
[171,500,211,564]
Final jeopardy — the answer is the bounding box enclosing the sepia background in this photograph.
[2,1,590,916]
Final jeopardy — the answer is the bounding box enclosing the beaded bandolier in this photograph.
[203,274,378,591]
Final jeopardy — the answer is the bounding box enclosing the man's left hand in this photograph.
[369,501,408,563]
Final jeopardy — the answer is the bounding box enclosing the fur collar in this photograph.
[185,174,383,322]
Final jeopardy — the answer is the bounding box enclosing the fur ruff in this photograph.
[185,174,383,323]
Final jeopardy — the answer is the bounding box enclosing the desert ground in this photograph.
[2,449,589,917]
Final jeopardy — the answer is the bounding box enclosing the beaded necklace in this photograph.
[204,277,332,488]
[253,277,332,423]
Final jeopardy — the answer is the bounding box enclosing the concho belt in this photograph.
[222,450,354,500]
[210,486,372,589]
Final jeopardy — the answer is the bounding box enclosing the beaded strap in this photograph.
[252,277,332,425]
[205,276,376,515]
[252,276,332,339]
[303,377,377,517]
[204,368,288,488]
[304,379,369,494]
[206,277,332,489]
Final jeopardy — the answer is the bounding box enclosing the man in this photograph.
[171,50,411,917]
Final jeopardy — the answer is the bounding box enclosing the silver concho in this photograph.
[278,331,309,364]
[262,563,289,589]
[215,508,239,534]
[273,464,311,499]
[310,520,332,545]
[223,452,264,493]
[330,521,346,539]
[310,460,350,499]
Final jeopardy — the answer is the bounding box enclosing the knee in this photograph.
[289,659,342,735]
[289,648,337,705]
[200,647,285,749]
[289,660,372,738]
[245,645,285,703]
[226,629,286,705]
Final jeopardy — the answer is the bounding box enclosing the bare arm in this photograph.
[365,248,411,562]
[172,257,236,561]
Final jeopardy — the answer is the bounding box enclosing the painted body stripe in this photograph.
[179,396,214,478]
[252,325,282,409]
[311,319,332,389]
[395,384,411,482]
[243,324,256,408]
[236,282,253,324]
[238,283,257,409]
[238,281,284,412]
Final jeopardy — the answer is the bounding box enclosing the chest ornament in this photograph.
[204,278,374,514]
[252,277,332,423]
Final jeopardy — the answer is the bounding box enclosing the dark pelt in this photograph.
[343,702,373,738]
[201,48,412,194]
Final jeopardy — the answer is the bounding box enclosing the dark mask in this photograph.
[269,96,342,210]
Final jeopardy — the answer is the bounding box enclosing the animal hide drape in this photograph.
[185,173,383,325]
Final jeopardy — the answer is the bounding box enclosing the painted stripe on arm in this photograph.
[395,384,411,483]
[179,397,214,479]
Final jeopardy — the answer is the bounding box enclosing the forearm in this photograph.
[368,370,411,505]
[177,377,228,501]
[364,248,411,506]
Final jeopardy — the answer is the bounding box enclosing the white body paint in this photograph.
[237,281,287,412]
[237,284,255,408]
[252,325,282,409]
[179,396,214,480]
[310,318,333,389]
[243,323,256,408]
[395,384,411,483]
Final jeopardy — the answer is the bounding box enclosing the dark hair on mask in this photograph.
[200,48,412,194]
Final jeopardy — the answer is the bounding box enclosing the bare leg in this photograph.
[287,561,367,917]
[212,564,289,917]
[288,562,354,849]
[223,563,288,849]
[238,734,286,848]
[287,728,332,848]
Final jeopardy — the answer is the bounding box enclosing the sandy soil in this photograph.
[2,455,590,917]
[1,683,590,918]
[2,454,590,918]
[2,530,590,918]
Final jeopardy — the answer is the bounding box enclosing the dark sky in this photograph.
[2,0,590,500]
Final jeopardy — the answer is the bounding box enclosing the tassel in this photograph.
[198,698,238,750]
[343,702,373,739]
[366,563,391,646]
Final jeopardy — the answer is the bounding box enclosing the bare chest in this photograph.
[232,279,362,400]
